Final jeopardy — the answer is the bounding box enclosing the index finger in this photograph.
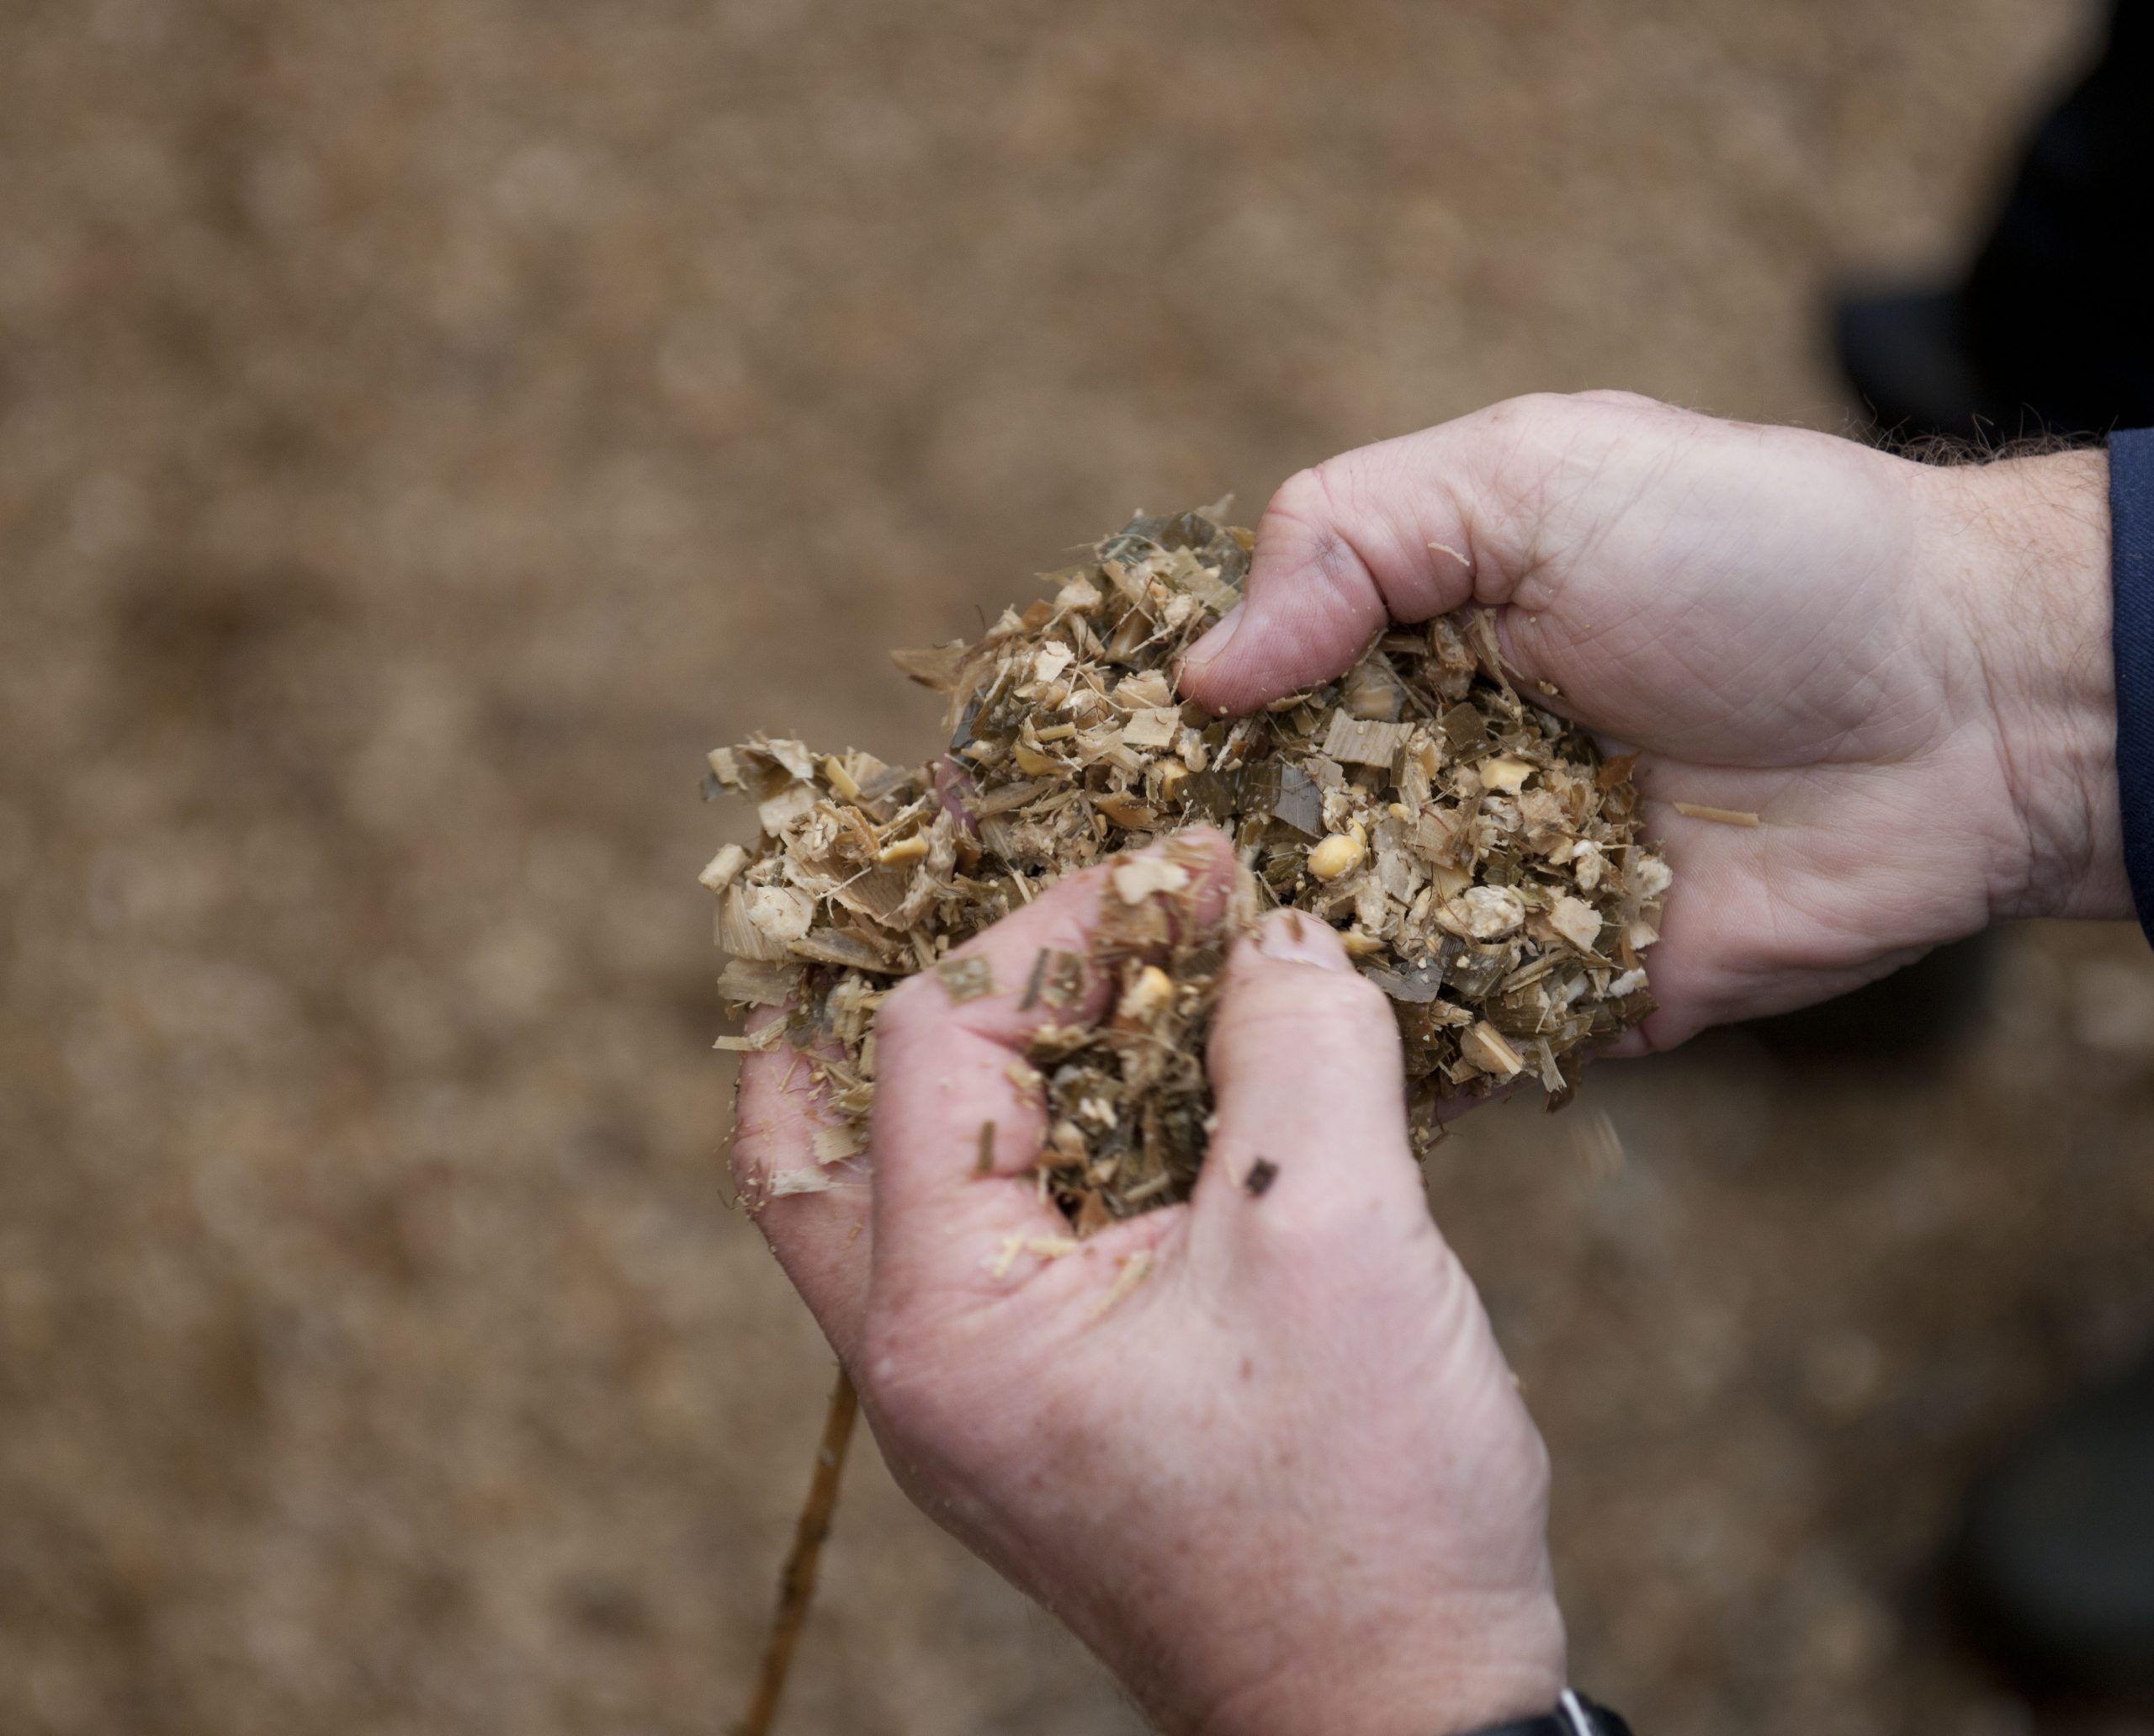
[867,829,1239,1309]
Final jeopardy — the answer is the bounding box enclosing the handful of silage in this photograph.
[707,507,1668,1227]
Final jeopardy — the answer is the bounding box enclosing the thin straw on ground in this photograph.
[736,1369,860,1736]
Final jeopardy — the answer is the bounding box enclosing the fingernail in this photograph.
[1181,602,1244,670]
[1254,908,1350,970]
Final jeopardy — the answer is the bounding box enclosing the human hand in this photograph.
[734,832,1566,1736]
[1179,392,2123,1042]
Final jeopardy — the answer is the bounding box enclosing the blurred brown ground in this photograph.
[4,2,2154,1733]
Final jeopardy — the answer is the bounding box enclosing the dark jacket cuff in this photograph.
[2111,426,2154,947]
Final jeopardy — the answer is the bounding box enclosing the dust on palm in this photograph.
[706,507,1669,1228]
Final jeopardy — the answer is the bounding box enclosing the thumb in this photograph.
[1175,435,1490,716]
[1177,391,1667,715]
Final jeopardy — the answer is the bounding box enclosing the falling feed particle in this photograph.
[735,1370,859,1736]
[1573,1107,1627,1183]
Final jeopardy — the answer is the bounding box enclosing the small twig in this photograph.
[736,1369,860,1736]
[1670,801,1761,827]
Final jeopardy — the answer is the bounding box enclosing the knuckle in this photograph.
[1258,465,1336,548]
[1263,459,1367,545]
[1266,463,1325,517]
[1256,463,1394,635]
[1302,454,1357,516]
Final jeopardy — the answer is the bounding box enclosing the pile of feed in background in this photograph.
[706,507,1669,1226]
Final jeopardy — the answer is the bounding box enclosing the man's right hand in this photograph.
[1178,390,2124,1044]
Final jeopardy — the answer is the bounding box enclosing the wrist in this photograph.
[1920,449,2127,922]
[1188,1588,1568,1736]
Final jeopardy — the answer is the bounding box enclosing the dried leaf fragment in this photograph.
[717,958,804,1006]
[699,842,750,893]
[1479,757,1535,794]
[1111,857,1192,905]
[713,1022,789,1054]
[1441,885,1525,941]
[1122,707,1183,750]
[1040,951,1089,1009]
[936,955,997,1002]
[1321,712,1414,767]
[1549,894,1605,953]
[813,1125,863,1164]
[1461,1021,1526,1079]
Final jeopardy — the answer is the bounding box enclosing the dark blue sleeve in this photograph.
[2113,427,2154,946]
